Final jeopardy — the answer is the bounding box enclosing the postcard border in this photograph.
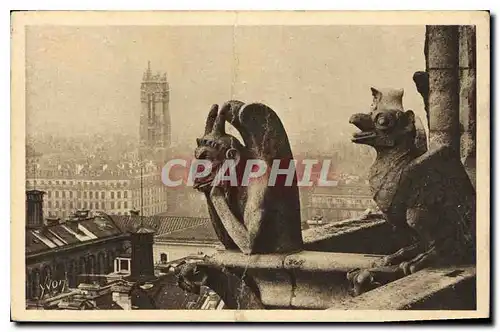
[11,10,490,322]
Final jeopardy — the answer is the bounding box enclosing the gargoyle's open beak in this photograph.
[193,160,223,191]
[349,113,377,142]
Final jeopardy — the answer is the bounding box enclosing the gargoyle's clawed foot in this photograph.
[372,243,422,268]
[347,265,406,296]
[347,268,380,296]
[372,256,394,268]
[399,247,437,275]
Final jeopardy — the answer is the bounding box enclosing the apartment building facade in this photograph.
[26,165,167,219]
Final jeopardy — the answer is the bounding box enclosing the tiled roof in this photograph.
[109,215,211,238]
[48,225,81,245]
[25,214,125,256]
[155,221,219,243]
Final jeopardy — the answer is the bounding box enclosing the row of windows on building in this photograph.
[26,179,131,188]
[28,186,166,200]
[44,190,130,200]
[43,194,164,208]
[44,199,168,213]
[48,210,131,218]
[26,174,163,188]
[141,204,168,216]
[338,209,366,219]
[311,197,373,208]
[43,200,130,210]
[309,209,366,221]
[45,203,168,218]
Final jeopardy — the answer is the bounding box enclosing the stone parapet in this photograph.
[197,250,381,309]
[328,266,476,310]
[197,249,476,310]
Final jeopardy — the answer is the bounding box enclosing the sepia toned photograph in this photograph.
[11,11,490,322]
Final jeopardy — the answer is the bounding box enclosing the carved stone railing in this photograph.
[172,216,385,309]
[179,216,475,310]
[177,216,383,309]
[328,266,476,310]
[195,249,381,309]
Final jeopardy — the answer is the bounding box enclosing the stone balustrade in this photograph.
[188,216,475,310]
[329,266,476,310]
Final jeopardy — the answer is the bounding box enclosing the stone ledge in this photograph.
[184,222,476,310]
[327,266,476,310]
[202,250,381,273]
[197,250,383,309]
[285,251,381,273]
[203,251,287,270]
[188,250,476,310]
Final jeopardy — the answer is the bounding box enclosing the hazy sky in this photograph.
[26,25,426,154]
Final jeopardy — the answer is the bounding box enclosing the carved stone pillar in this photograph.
[459,26,477,187]
[426,25,460,156]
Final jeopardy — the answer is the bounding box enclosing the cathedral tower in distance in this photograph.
[139,61,171,161]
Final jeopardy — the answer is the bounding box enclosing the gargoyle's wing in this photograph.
[224,101,295,163]
[223,101,303,252]
[402,145,476,250]
[414,114,428,156]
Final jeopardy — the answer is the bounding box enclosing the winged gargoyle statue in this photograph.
[192,100,303,255]
[175,101,303,304]
[347,87,476,295]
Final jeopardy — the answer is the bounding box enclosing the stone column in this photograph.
[426,26,461,156]
[459,26,477,187]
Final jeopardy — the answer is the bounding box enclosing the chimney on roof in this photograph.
[26,190,45,229]
[45,216,61,227]
[74,209,90,220]
[130,209,140,217]
[127,213,156,282]
[129,227,156,282]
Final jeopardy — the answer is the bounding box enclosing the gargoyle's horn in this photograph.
[204,104,219,135]
[212,102,229,136]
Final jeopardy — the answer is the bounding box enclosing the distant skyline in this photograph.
[26,25,426,155]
